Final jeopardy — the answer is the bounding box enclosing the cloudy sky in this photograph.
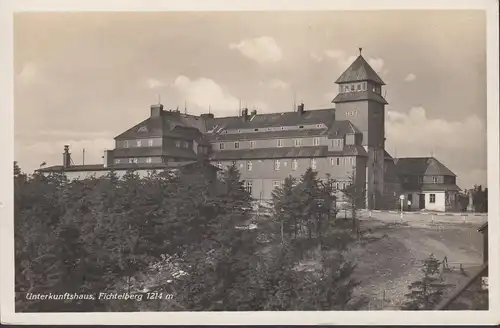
[14,10,487,188]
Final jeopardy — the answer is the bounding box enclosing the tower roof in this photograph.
[335,55,385,85]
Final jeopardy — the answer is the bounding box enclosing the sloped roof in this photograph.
[206,120,358,142]
[210,145,367,160]
[394,157,456,177]
[115,110,209,145]
[37,161,202,172]
[335,55,385,85]
[420,183,461,192]
[112,146,198,159]
[205,108,336,131]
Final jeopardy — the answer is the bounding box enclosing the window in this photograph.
[115,159,121,164]
[332,139,342,147]
[356,84,361,91]
[362,82,367,91]
[292,159,298,171]
[408,194,413,202]
[137,126,148,132]
[299,125,304,129]
[344,85,350,92]
[432,176,439,183]
[219,143,225,150]
[245,180,253,194]
[250,141,255,149]
[429,194,436,203]
[234,142,240,149]
[129,158,138,164]
[232,161,236,166]
[274,160,280,171]
[294,139,301,147]
[313,137,320,146]
[330,157,335,166]
[216,161,222,169]
[351,84,355,91]
[310,158,317,170]
[183,141,189,148]
[277,139,283,147]
[239,163,244,169]
[148,139,154,147]
[146,157,152,163]
[136,140,142,147]
[247,161,252,171]
[273,180,282,189]
[175,140,181,148]
[254,128,259,131]
[124,140,129,148]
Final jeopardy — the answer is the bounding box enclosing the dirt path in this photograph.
[344,217,483,309]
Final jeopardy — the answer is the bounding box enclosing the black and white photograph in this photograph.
[1,0,498,325]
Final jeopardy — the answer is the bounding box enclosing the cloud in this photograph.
[404,73,417,82]
[311,49,387,75]
[260,78,289,90]
[229,36,283,64]
[386,106,486,188]
[173,75,268,114]
[145,78,167,89]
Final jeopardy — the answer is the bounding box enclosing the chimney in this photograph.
[103,150,114,168]
[241,107,249,121]
[297,102,305,115]
[62,145,71,168]
[151,103,164,117]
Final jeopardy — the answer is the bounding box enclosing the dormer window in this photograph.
[344,85,349,92]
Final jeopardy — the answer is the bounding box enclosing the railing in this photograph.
[434,264,488,310]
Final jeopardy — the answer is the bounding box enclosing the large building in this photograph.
[38,53,461,211]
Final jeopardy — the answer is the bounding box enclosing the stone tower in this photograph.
[332,50,388,209]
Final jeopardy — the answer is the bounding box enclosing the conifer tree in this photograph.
[402,254,450,310]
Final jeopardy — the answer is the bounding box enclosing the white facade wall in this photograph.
[44,169,167,181]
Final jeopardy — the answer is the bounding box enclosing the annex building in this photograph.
[39,53,461,211]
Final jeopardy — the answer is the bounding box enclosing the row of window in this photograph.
[408,193,437,204]
[124,139,154,148]
[214,123,326,135]
[115,157,153,164]
[243,180,351,195]
[403,176,440,183]
[217,157,355,171]
[218,137,345,150]
[339,82,382,94]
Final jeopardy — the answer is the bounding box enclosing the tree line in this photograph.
[14,162,361,312]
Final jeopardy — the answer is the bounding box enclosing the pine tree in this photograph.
[402,254,450,310]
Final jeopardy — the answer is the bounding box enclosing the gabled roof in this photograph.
[394,157,457,177]
[335,55,385,85]
[115,110,209,145]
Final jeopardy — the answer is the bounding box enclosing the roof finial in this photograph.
[359,47,363,56]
